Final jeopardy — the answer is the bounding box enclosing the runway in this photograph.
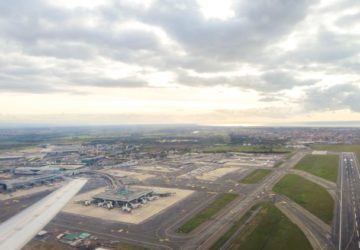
[335,153,360,250]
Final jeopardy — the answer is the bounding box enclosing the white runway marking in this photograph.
[339,154,344,250]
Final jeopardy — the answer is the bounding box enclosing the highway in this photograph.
[335,153,360,250]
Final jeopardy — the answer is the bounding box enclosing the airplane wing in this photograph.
[0,178,87,250]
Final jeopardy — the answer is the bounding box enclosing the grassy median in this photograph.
[273,174,334,224]
[312,144,360,160]
[211,202,312,250]
[240,169,272,184]
[295,154,339,182]
[114,243,150,250]
[178,193,238,233]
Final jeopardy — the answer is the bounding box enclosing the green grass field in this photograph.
[212,202,312,250]
[273,174,334,224]
[312,144,360,160]
[178,193,238,233]
[210,204,261,250]
[295,154,339,182]
[240,169,272,184]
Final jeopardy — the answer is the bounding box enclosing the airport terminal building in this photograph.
[0,174,63,192]
[13,166,61,175]
[92,187,153,205]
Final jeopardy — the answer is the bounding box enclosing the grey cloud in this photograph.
[176,70,317,92]
[72,77,149,88]
[290,30,359,63]
[336,12,360,27]
[260,71,317,91]
[0,75,85,94]
[0,0,358,106]
[137,0,316,61]
[258,96,282,102]
[0,0,161,61]
[0,54,151,91]
[303,84,360,112]
[0,0,317,72]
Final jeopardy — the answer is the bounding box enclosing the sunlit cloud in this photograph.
[0,0,359,125]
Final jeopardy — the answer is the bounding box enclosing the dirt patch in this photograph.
[100,169,154,181]
[134,165,178,173]
[196,167,241,181]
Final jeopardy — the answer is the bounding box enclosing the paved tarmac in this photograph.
[183,150,309,249]
[334,152,360,250]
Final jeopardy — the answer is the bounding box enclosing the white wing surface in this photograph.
[0,178,87,250]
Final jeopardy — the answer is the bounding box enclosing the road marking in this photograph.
[357,230,359,238]
[356,220,358,228]
[358,241,360,249]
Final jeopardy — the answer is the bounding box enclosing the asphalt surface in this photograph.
[183,150,309,249]
[335,152,360,250]
[276,194,333,250]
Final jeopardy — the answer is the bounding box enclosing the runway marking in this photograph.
[339,154,344,250]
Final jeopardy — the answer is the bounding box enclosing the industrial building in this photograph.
[0,174,63,192]
[44,164,85,170]
[92,187,153,205]
[0,155,25,161]
[81,156,105,166]
[13,166,61,175]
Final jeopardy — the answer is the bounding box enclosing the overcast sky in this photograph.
[0,0,360,125]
